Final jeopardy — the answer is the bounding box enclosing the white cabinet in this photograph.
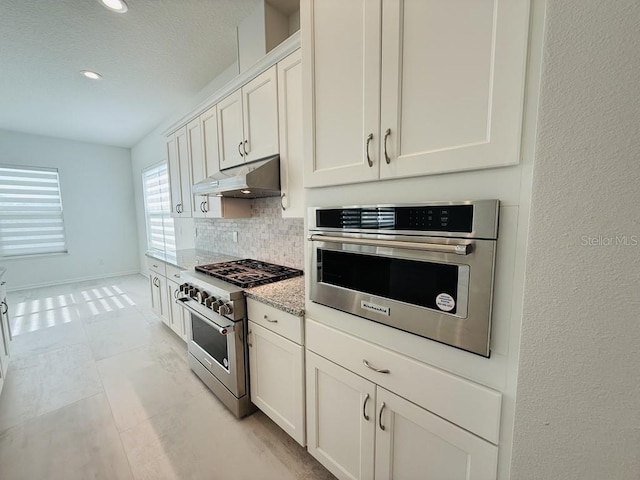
[0,280,12,396]
[218,66,279,170]
[277,49,305,218]
[302,0,530,187]
[247,298,305,446]
[187,117,208,219]
[306,351,375,480]
[375,387,498,480]
[167,126,193,217]
[305,319,500,480]
[167,279,188,341]
[194,105,221,218]
[149,273,169,327]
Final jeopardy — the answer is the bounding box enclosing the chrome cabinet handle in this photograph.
[363,393,370,421]
[153,276,160,287]
[363,359,390,374]
[248,329,252,347]
[238,142,244,157]
[280,192,287,211]
[378,402,386,431]
[365,133,374,167]
[152,264,158,268]
[200,201,206,213]
[174,288,179,299]
[383,128,391,164]
[0,301,7,315]
[1,301,11,341]
[176,203,183,214]
[264,314,278,323]
[243,140,249,156]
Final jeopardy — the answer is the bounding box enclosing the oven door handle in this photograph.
[308,234,471,255]
[177,298,235,335]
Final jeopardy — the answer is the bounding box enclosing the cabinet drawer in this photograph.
[247,298,303,345]
[165,264,184,282]
[306,318,502,445]
[146,257,166,276]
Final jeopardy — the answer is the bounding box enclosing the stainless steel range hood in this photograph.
[192,155,280,199]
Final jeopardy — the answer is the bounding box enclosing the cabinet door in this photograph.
[248,322,305,446]
[200,104,221,218]
[242,66,279,163]
[375,388,498,480]
[176,127,192,217]
[167,280,185,340]
[150,275,169,327]
[187,118,207,219]
[166,135,182,217]
[0,294,11,379]
[217,90,245,170]
[302,0,381,187]
[277,50,304,219]
[379,0,529,179]
[306,351,375,480]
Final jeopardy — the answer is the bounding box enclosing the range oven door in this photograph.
[180,301,246,398]
[308,232,496,357]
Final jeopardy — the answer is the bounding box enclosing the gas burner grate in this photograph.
[195,259,303,288]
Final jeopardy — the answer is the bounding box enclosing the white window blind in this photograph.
[0,165,68,258]
[142,162,175,254]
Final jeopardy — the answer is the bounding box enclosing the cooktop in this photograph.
[194,259,303,289]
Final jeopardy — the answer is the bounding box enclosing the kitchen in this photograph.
[0,1,638,479]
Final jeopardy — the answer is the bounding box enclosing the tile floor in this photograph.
[0,274,334,480]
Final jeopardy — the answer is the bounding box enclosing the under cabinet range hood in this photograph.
[192,155,280,198]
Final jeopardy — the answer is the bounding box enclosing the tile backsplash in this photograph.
[194,197,304,270]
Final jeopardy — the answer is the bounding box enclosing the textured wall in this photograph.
[194,197,304,270]
[512,1,640,478]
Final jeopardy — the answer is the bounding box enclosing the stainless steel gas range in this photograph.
[177,259,302,418]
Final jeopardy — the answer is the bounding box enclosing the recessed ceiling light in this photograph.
[215,193,223,197]
[98,0,128,13]
[240,190,251,195]
[81,70,102,80]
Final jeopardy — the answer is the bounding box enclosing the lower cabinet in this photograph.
[149,273,170,327]
[306,351,498,480]
[0,280,12,396]
[167,279,189,342]
[246,297,306,446]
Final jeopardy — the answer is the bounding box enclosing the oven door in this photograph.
[308,232,496,357]
[181,301,246,398]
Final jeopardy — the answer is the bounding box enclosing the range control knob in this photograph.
[196,291,209,304]
[210,299,223,312]
[190,288,200,299]
[218,303,233,316]
[179,283,191,293]
[204,296,216,309]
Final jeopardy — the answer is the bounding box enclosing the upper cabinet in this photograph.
[277,49,305,218]
[193,106,220,218]
[167,127,192,217]
[302,0,530,187]
[218,66,279,170]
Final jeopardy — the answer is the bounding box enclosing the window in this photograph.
[0,165,68,258]
[142,162,175,255]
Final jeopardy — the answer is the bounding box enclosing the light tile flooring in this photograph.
[0,274,334,480]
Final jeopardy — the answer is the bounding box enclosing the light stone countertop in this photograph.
[0,266,6,280]
[245,276,305,317]
[145,249,240,271]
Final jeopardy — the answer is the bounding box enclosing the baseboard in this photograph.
[6,270,144,292]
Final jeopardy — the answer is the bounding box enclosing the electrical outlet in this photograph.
[232,231,238,243]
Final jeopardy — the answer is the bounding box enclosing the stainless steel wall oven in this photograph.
[308,200,499,357]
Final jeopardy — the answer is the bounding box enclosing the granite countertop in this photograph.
[245,276,305,317]
[145,249,240,271]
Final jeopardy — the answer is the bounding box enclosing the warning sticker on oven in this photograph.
[435,293,455,312]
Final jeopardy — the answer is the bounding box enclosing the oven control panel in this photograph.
[179,283,234,316]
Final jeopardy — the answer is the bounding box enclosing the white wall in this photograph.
[131,62,240,275]
[511,1,640,477]
[0,129,139,290]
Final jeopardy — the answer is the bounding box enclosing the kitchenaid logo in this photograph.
[581,234,638,247]
[361,301,390,316]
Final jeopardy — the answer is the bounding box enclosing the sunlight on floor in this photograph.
[11,285,137,336]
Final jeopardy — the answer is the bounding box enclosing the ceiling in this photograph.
[0,0,285,148]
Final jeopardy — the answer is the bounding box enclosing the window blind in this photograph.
[142,162,176,254]
[0,165,68,257]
